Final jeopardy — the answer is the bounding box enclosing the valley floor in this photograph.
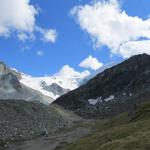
[2,101,150,150]
[2,120,94,150]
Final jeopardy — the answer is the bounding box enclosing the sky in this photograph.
[0,0,150,76]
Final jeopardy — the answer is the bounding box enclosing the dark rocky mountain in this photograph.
[54,54,150,118]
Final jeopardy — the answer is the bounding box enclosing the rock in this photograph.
[41,82,70,96]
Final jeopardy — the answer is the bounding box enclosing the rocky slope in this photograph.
[0,62,54,104]
[0,100,80,147]
[41,82,70,96]
[58,101,150,150]
[54,54,150,118]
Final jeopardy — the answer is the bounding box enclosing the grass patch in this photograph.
[57,102,150,150]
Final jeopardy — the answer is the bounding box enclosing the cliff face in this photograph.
[54,54,150,118]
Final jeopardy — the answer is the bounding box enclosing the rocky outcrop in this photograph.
[0,62,54,104]
[41,82,70,96]
[54,54,150,118]
[0,62,21,79]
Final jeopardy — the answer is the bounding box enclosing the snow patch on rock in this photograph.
[88,99,99,105]
[104,95,115,102]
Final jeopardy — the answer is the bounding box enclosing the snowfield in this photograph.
[20,66,90,103]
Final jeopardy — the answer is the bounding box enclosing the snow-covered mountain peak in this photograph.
[0,61,118,105]
[20,66,90,101]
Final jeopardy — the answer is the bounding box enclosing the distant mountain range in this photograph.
[20,66,89,101]
[0,59,118,104]
[54,54,150,118]
[0,62,90,104]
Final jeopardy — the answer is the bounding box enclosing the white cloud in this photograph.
[51,65,90,90]
[0,0,58,43]
[37,50,44,56]
[79,55,103,70]
[55,65,90,78]
[71,0,150,58]
[119,40,150,58]
[0,0,37,37]
[42,29,57,43]
[36,27,57,43]
[17,32,35,41]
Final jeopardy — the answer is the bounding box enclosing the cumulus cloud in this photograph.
[71,0,150,58]
[42,29,57,43]
[0,0,57,43]
[52,65,90,90]
[55,65,90,78]
[36,27,57,43]
[79,55,103,70]
[119,40,150,58]
[0,0,37,37]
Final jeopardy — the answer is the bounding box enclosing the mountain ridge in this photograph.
[54,53,150,118]
[0,61,89,104]
[0,62,54,104]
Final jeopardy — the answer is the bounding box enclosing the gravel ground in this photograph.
[3,121,93,150]
[0,100,81,148]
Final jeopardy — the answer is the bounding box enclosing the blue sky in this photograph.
[0,0,150,76]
